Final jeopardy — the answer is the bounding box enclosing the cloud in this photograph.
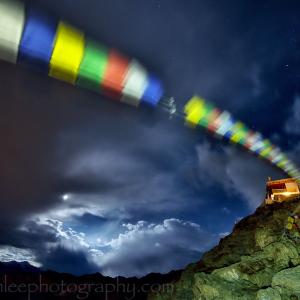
[44,119,201,222]
[97,218,215,277]
[0,247,40,267]
[195,141,282,209]
[0,217,215,277]
[39,245,99,275]
[0,217,100,275]
[285,95,300,136]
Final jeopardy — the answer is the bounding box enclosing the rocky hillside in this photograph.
[150,197,300,300]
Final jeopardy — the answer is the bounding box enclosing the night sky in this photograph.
[0,0,299,277]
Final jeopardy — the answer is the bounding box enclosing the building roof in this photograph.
[267,178,298,187]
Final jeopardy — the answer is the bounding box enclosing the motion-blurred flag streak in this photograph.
[184,96,300,183]
[0,0,163,107]
[0,0,299,184]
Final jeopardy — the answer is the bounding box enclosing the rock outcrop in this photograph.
[150,198,300,300]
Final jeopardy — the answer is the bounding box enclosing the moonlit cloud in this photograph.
[98,218,215,277]
[0,217,216,277]
[0,247,40,267]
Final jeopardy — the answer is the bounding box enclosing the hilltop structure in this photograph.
[265,177,300,205]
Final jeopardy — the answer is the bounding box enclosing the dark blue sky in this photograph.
[0,0,299,277]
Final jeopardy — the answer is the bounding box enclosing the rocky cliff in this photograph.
[150,197,300,300]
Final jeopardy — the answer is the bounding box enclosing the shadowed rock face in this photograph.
[150,198,300,300]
